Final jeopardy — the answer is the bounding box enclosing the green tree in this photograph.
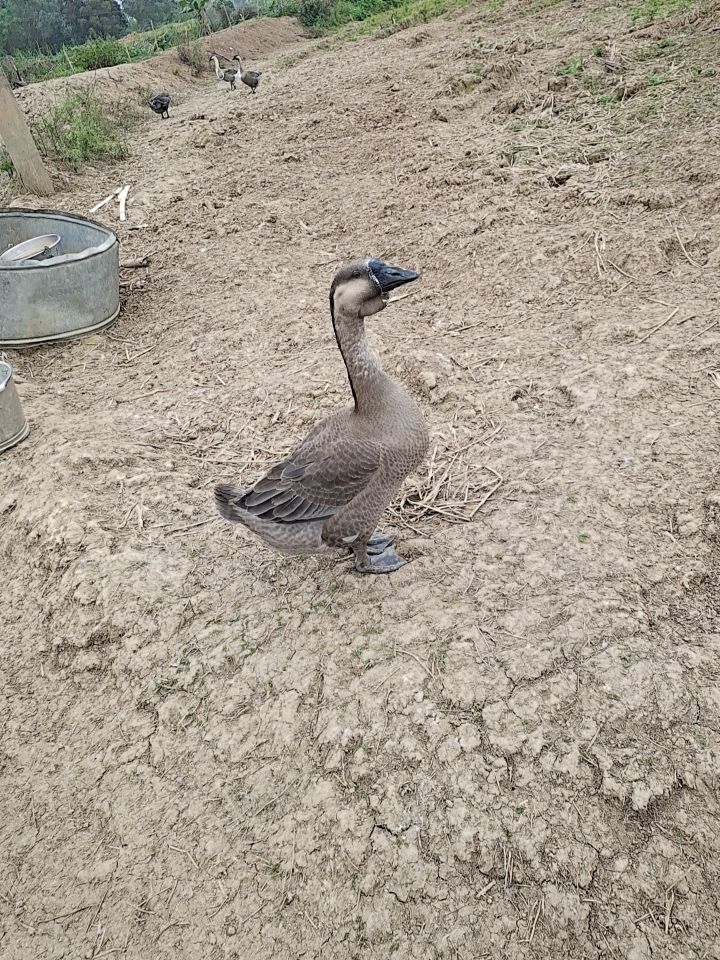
[62,0,127,44]
[0,0,70,54]
[177,0,210,34]
[123,0,181,30]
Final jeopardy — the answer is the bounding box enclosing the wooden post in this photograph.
[0,71,54,197]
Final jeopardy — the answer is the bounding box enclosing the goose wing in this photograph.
[237,421,382,524]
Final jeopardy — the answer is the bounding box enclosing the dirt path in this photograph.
[1,2,719,958]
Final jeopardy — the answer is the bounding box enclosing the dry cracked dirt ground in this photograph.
[1,1,720,957]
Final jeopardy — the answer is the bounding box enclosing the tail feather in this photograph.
[214,482,247,523]
[214,481,329,555]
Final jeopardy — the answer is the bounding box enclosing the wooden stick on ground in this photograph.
[89,188,120,214]
[120,256,150,269]
[636,307,679,344]
[117,185,130,222]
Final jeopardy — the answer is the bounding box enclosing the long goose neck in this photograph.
[331,302,387,414]
[212,56,222,79]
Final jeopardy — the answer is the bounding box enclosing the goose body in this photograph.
[215,259,428,574]
[209,55,239,90]
[148,92,171,119]
[232,56,261,94]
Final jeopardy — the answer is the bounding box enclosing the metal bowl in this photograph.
[0,361,29,453]
[0,233,61,264]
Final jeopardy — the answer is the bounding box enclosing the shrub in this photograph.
[65,36,129,71]
[33,92,132,171]
[177,38,207,75]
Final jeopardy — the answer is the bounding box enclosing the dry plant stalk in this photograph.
[391,437,502,524]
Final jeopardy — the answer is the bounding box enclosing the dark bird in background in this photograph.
[148,92,171,119]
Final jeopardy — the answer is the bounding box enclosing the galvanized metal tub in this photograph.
[0,361,29,453]
[0,208,120,348]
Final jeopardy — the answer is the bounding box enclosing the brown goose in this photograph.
[232,56,261,94]
[215,258,428,574]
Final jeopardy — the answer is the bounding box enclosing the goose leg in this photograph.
[322,481,406,574]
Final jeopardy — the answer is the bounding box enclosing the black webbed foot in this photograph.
[354,547,407,575]
[366,531,397,555]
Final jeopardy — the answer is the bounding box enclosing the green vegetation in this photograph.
[2,20,198,85]
[0,0,128,55]
[267,0,466,35]
[629,0,701,21]
[176,37,207,75]
[33,92,133,171]
[555,56,585,77]
[635,37,676,59]
[266,0,406,33]
[124,0,183,30]
[646,70,671,85]
[354,0,469,36]
[597,90,620,106]
[0,0,250,82]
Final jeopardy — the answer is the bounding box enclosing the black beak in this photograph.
[368,259,419,294]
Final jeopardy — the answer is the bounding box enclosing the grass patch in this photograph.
[635,37,677,60]
[597,90,620,106]
[555,56,585,77]
[33,92,133,171]
[356,0,470,36]
[269,0,467,35]
[629,0,700,22]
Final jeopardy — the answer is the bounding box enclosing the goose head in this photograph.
[331,258,419,319]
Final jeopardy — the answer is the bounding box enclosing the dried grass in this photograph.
[392,432,503,525]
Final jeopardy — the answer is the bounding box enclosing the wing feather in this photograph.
[236,414,381,524]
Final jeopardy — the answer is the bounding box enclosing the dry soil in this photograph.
[1,2,720,958]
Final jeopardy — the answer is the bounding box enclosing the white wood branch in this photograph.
[89,188,120,214]
[117,185,130,222]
